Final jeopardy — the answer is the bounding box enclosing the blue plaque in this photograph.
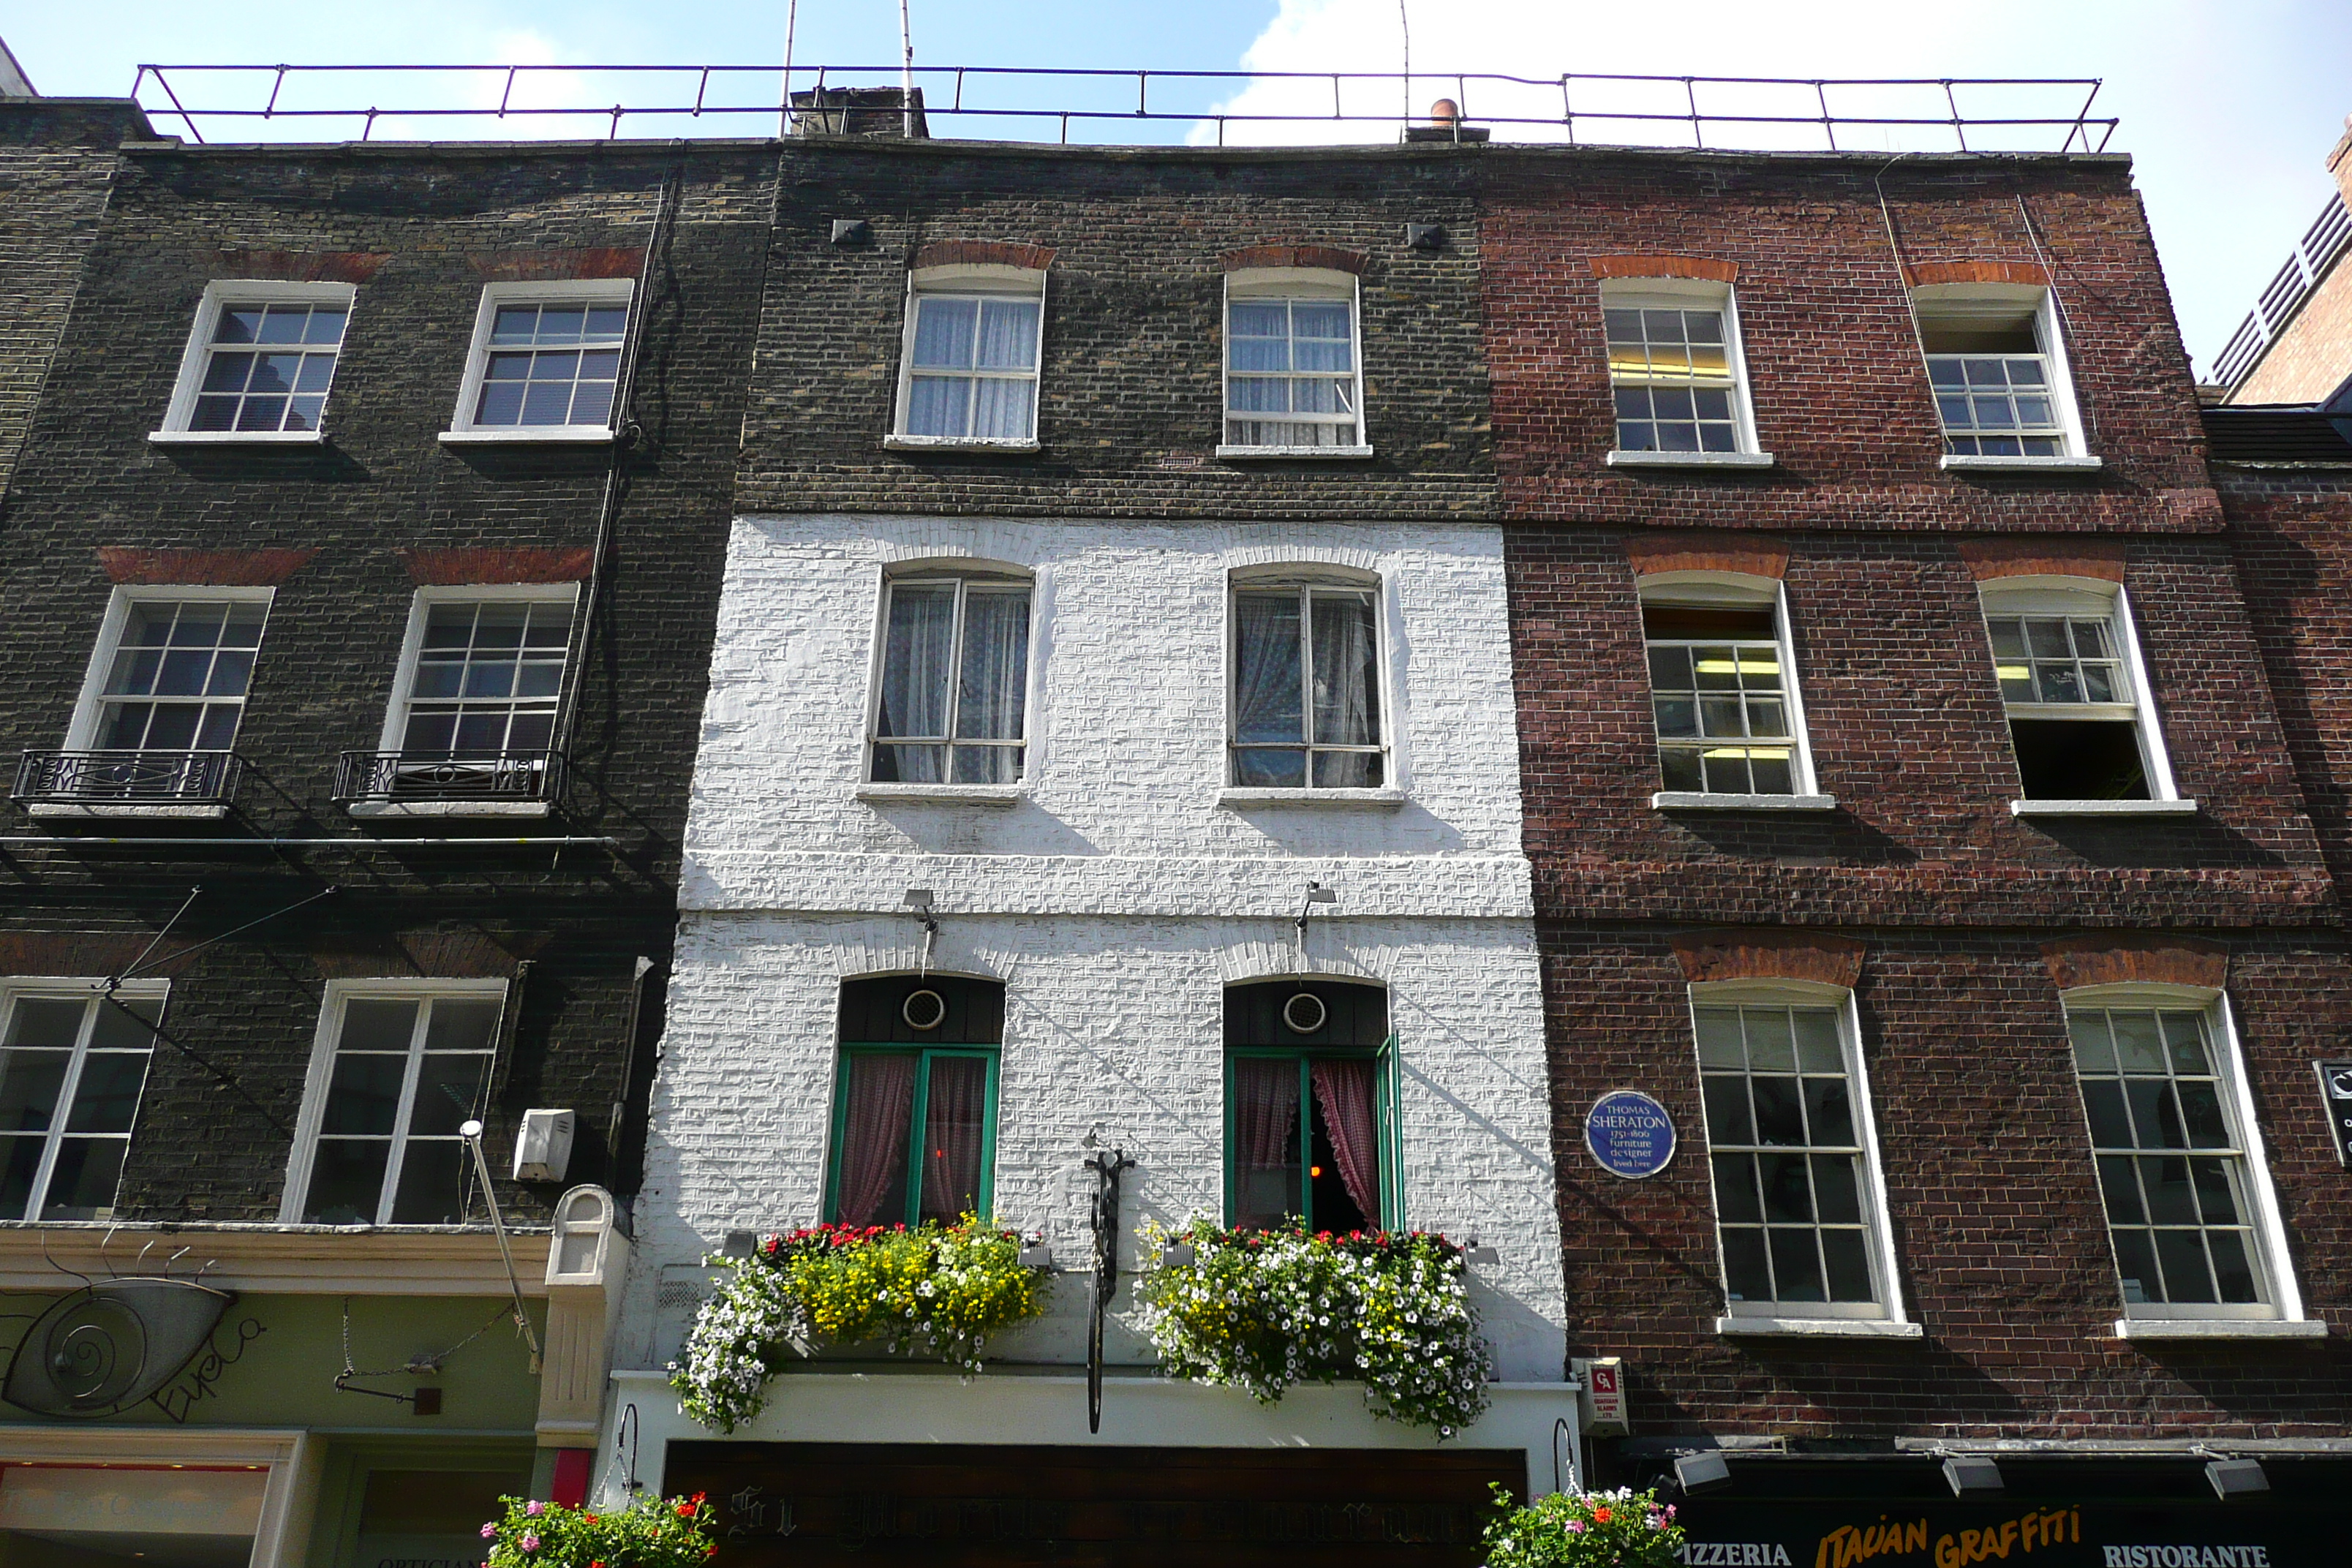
[1585,1090,1676,1180]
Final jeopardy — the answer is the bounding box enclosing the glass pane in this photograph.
[1802,1077,1854,1147]
[878,585,956,740]
[1792,1011,1842,1074]
[1694,1009,1744,1069]
[1751,1077,1806,1145]
[2068,1012,2115,1073]
[2110,1012,2167,1074]
[1812,1155,1862,1223]
[913,297,979,370]
[956,592,1030,743]
[1822,1229,1874,1301]
[425,999,501,1053]
[974,300,1040,370]
[1745,1011,1795,1073]
[2080,1080,2133,1148]
[39,1139,127,1221]
[304,1139,391,1224]
[1711,1153,1761,1223]
[1232,747,1306,788]
[390,1141,469,1224]
[1233,592,1304,745]
[1309,593,1379,748]
[2098,1156,2146,1224]
[2140,1156,2198,1225]
[2161,1012,2214,1074]
[88,999,159,1050]
[0,1051,69,1134]
[2154,1228,2216,1303]
[6,1000,86,1050]
[1768,1228,1828,1302]
[341,999,420,1053]
[0,1137,40,1220]
[917,1055,990,1221]
[63,1053,148,1134]
[1232,1056,1303,1229]
[2112,1229,2161,1305]
[321,1055,406,1137]
[2208,1231,2261,1304]
[1701,1075,1754,1145]
[1757,1153,1813,1221]
[1721,1228,1771,1302]
[1311,749,1382,788]
[411,1054,491,1138]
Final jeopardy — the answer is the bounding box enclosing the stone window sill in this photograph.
[148,429,325,447]
[856,783,1025,807]
[2010,797,2198,818]
[2110,1317,2326,1341]
[23,802,228,820]
[1215,444,1375,461]
[1607,449,1775,470]
[1940,454,2104,473]
[439,427,614,446]
[344,799,551,819]
[883,434,1041,453]
[1654,791,1837,812]
[1218,787,1406,809]
[1715,1316,1923,1340]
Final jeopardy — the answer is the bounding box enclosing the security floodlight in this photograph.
[721,1229,758,1259]
[1672,1451,1731,1493]
[1942,1455,2003,1496]
[1304,883,1337,905]
[2205,1457,2268,1499]
[902,889,935,910]
[1463,1234,1499,1265]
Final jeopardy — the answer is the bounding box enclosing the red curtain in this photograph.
[1234,1057,1303,1228]
[919,1055,989,1221]
[835,1052,916,1224]
[1310,1058,1382,1225]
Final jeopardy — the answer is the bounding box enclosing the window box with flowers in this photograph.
[1483,1487,1686,1568]
[1137,1219,1491,1436]
[481,1492,717,1568]
[669,1216,1050,1433]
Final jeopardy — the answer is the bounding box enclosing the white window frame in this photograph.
[2059,982,2307,1331]
[440,279,634,445]
[1217,268,1370,460]
[1912,284,2099,471]
[64,585,275,755]
[886,263,1047,452]
[0,979,168,1224]
[1978,576,2190,815]
[151,279,356,446]
[857,562,1038,802]
[279,976,510,1226]
[1601,277,1771,470]
[1688,979,1912,1336]
[1638,571,1829,811]
[1220,562,1398,802]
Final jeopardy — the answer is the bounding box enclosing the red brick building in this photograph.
[1490,147,2352,1550]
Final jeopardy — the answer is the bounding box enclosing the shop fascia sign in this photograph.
[1,1275,263,1421]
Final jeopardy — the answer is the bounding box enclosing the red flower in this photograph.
[676,1502,697,1518]
[1593,1507,1613,1524]
[693,1493,708,1504]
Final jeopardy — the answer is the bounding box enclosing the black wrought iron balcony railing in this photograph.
[333,749,566,804]
[12,749,244,806]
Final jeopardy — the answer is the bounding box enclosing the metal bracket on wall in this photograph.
[1084,1145,1135,1435]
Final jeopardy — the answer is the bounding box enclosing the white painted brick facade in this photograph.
[625,514,1566,1384]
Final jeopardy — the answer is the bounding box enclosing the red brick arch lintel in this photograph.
[1221,244,1366,276]
[1957,537,2126,584]
[1626,531,1790,583]
[911,241,1057,272]
[1588,255,1738,283]
[1670,930,1866,990]
[2041,936,2228,994]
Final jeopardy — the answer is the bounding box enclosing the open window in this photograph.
[1979,578,2183,811]
[867,566,1032,788]
[2064,988,2299,1325]
[1638,573,1823,807]
[1602,278,1764,464]
[1225,979,1398,1232]
[1913,285,2087,461]
[826,975,1003,1226]
[1228,566,1387,791]
[891,264,1045,448]
[1220,268,1367,456]
[1691,985,1903,1327]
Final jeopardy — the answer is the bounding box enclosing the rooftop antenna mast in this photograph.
[900,0,916,137]
[1399,0,1411,129]
[781,0,799,135]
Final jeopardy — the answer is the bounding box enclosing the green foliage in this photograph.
[1137,1218,1489,1436]
[481,1491,716,1568]
[1482,1486,1686,1568]
[668,1216,1049,1433]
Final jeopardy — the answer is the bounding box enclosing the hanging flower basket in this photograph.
[1482,1487,1686,1568]
[481,1492,717,1568]
[1136,1219,1490,1436]
[669,1216,1049,1433]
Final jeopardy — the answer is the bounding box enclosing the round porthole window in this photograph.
[902,988,948,1031]
[1281,991,1327,1035]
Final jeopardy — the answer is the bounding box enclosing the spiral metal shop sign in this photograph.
[1586,1090,1677,1180]
[2313,1059,2352,1167]
[1,1278,247,1419]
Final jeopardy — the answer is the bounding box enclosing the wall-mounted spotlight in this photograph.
[2204,1455,2269,1499]
[1672,1450,1732,1493]
[1463,1235,1499,1266]
[903,888,940,976]
[1295,881,1338,965]
[1942,1455,2003,1496]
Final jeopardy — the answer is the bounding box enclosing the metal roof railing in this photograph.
[123,64,2117,155]
[2214,192,2352,388]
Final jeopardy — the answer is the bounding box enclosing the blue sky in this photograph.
[8,0,2347,381]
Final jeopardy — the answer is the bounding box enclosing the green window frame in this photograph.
[1223,1035,1401,1232]
[823,1043,1000,1227]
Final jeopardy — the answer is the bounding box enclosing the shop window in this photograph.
[893,265,1045,445]
[1222,268,1365,453]
[285,982,506,1226]
[157,280,353,439]
[1638,576,1815,800]
[1913,286,2084,458]
[1224,979,1398,1233]
[2066,997,2288,1319]
[1980,580,2176,804]
[1693,992,1897,1319]
[1603,279,1758,455]
[869,568,1032,786]
[1229,570,1386,789]
[0,984,164,1221]
[826,975,1003,1227]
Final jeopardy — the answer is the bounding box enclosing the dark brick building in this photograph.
[0,97,766,1530]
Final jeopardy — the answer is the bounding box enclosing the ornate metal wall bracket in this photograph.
[1085,1146,1134,1435]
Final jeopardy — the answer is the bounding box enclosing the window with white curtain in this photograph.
[894,268,1045,444]
[1229,575,1385,789]
[870,570,1032,785]
[1223,269,1365,451]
